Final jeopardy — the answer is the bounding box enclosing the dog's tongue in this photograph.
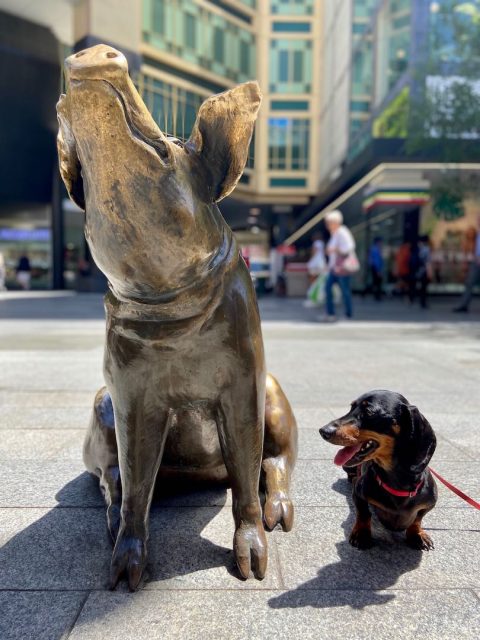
[334,443,363,466]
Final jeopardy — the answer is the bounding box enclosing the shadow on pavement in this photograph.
[268,477,423,611]
[0,473,231,592]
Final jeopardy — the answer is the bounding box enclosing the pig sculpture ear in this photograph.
[186,81,262,202]
[57,94,85,210]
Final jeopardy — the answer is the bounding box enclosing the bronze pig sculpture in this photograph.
[57,44,297,591]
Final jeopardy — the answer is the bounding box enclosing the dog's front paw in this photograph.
[110,530,147,591]
[264,493,294,532]
[234,520,268,580]
[406,530,434,551]
[349,525,374,549]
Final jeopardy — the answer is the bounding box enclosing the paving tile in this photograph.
[0,591,87,640]
[297,429,473,461]
[0,352,103,392]
[289,460,351,506]
[420,413,480,461]
[68,589,480,640]
[427,461,480,507]
[0,430,85,460]
[295,458,480,511]
[145,506,281,590]
[0,507,111,590]
[0,464,102,507]
[292,407,335,429]
[0,406,91,430]
[0,390,95,408]
[0,505,280,591]
[273,506,480,592]
[0,461,229,509]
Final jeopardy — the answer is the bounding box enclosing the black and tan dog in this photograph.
[57,44,297,591]
[320,390,437,551]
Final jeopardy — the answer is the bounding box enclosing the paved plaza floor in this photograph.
[0,292,479,639]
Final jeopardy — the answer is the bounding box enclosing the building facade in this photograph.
[0,0,324,289]
[289,0,480,294]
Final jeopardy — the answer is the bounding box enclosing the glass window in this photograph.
[270,0,314,16]
[353,0,377,19]
[351,38,373,97]
[375,0,411,103]
[279,50,289,82]
[293,50,304,82]
[143,0,256,82]
[184,13,196,50]
[272,22,311,32]
[140,74,206,141]
[429,0,480,71]
[152,0,165,34]
[213,26,224,63]
[240,40,250,75]
[268,118,309,170]
[270,39,312,93]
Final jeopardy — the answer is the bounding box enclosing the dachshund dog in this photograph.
[320,390,437,551]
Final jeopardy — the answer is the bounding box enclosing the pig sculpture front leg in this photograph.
[105,337,173,591]
[217,380,268,580]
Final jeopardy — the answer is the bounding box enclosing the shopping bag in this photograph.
[307,273,326,305]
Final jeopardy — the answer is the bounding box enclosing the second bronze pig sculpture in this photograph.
[57,44,297,590]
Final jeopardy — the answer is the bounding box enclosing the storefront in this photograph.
[287,164,480,295]
[0,206,53,290]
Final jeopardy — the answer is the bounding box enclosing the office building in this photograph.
[289,0,480,293]
[0,0,324,289]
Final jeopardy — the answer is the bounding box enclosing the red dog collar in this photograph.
[375,473,424,498]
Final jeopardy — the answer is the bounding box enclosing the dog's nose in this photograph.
[320,423,337,440]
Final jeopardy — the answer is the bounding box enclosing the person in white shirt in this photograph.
[324,210,356,320]
[307,233,326,280]
[454,214,480,313]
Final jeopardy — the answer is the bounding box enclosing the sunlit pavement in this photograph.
[0,292,479,640]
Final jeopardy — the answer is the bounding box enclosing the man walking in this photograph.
[453,215,480,313]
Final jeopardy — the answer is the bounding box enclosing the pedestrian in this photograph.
[368,236,384,301]
[453,214,480,313]
[304,232,327,308]
[395,242,411,297]
[307,232,326,282]
[322,210,358,321]
[408,235,431,309]
[16,253,31,290]
[0,251,6,291]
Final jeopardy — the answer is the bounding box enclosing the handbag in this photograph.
[334,251,360,276]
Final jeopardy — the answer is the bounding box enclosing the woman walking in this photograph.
[322,210,358,321]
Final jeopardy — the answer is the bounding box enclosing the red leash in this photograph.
[429,467,480,510]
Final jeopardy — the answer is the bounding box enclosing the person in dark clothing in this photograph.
[368,236,384,300]
[408,236,431,309]
[453,214,480,313]
[16,254,31,290]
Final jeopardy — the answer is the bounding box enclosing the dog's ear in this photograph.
[401,404,436,474]
[186,82,262,202]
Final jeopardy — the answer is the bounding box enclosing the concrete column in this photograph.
[72,0,142,72]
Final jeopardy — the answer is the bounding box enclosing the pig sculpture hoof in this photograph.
[110,533,147,592]
[234,521,268,580]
